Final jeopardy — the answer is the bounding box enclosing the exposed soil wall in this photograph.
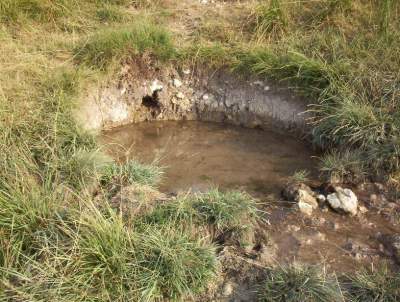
[78,60,310,132]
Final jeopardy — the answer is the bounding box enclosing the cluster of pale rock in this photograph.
[283,182,359,216]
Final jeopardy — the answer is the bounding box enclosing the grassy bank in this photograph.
[1,0,400,301]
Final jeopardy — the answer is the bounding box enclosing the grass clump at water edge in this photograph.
[258,264,343,302]
[142,189,259,245]
[345,264,400,302]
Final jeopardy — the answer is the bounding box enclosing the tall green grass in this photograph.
[143,189,258,244]
[258,264,343,302]
[319,149,366,183]
[0,0,71,23]
[345,264,400,301]
[74,22,176,70]
[74,205,216,301]
[251,0,288,40]
[101,159,163,190]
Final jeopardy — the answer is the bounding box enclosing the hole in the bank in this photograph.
[142,91,160,108]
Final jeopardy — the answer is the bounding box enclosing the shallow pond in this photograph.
[101,121,315,197]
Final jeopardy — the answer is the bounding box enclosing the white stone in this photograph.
[183,69,191,75]
[150,80,163,93]
[317,194,326,203]
[287,225,301,232]
[297,188,318,209]
[222,282,234,297]
[264,86,270,91]
[173,78,182,88]
[176,92,185,99]
[298,201,314,216]
[327,187,358,215]
[253,80,264,86]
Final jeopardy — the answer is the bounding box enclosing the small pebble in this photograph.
[173,78,182,88]
[222,282,234,297]
[317,194,326,203]
[359,205,368,214]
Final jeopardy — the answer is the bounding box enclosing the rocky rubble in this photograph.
[283,182,360,216]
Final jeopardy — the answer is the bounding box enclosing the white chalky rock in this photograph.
[327,187,358,215]
[317,194,326,203]
[176,92,185,99]
[150,80,163,93]
[298,201,314,216]
[173,78,182,88]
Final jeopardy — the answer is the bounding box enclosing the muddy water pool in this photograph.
[101,121,315,197]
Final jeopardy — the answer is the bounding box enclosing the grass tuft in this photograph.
[101,159,163,189]
[258,264,343,302]
[0,0,71,23]
[346,264,400,302]
[135,225,217,301]
[289,170,310,184]
[319,149,366,183]
[75,204,217,301]
[96,5,125,23]
[191,189,258,233]
[74,22,176,70]
[251,0,288,40]
[143,189,258,243]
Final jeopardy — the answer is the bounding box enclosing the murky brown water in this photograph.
[101,121,315,196]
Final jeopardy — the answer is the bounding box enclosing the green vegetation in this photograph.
[143,189,258,241]
[74,22,176,70]
[346,265,400,302]
[101,159,163,188]
[250,0,288,40]
[1,0,400,300]
[258,264,343,302]
[289,170,310,184]
[73,208,216,301]
[319,150,366,183]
